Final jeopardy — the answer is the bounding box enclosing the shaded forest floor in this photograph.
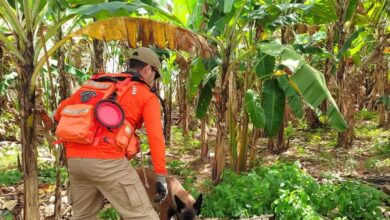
[0,109,389,219]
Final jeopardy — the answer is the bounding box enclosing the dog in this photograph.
[136,168,202,220]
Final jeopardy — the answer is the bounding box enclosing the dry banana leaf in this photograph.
[73,17,212,57]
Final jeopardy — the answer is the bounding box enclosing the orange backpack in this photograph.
[55,73,140,159]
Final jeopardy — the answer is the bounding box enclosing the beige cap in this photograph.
[131,47,161,78]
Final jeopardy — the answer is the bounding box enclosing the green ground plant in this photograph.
[38,163,68,184]
[355,109,378,121]
[0,111,20,141]
[0,164,68,186]
[201,162,389,219]
[98,206,120,220]
[0,169,23,186]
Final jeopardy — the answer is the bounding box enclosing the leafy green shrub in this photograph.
[167,160,198,196]
[0,169,22,186]
[334,181,387,219]
[98,207,119,220]
[0,111,20,140]
[38,163,68,184]
[202,162,389,219]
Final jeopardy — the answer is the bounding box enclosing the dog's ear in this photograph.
[193,193,203,215]
[175,195,186,213]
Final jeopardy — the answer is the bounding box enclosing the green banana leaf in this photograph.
[290,63,348,131]
[262,79,286,137]
[259,42,348,131]
[196,73,217,119]
[245,89,265,128]
[187,57,208,101]
[277,76,304,118]
[255,52,275,78]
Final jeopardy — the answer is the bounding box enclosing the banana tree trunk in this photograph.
[248,129,260,169]
[386,110,390,129]
[93,39,104,73]
[306,108,321,129]
[212,59,230,184]
[19,38,39,219]
[228,71,238,169]
[165,82,173,146]
[57,33,71,101]
[321,26,335,113]
[268,103,288,154]
[183,99,190,136]
[337,77,355,148]
[200,117,209,162]
[237,67,250,173]
[237,111,249,173]
[376,40,387,127]
[0,46,5,113]
[336,3,354,148]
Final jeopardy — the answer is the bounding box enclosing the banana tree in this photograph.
[0,0,78,218]
[193,0,351,179]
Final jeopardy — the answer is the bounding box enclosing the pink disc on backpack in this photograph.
[95,100,124,128]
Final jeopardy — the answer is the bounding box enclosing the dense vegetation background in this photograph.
[0,0,389,219]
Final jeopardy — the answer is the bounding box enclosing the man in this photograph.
[54,47,167,220]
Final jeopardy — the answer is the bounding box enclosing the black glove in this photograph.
[154,175,168,203]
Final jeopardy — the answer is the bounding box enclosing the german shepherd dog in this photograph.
[136,168,203,220]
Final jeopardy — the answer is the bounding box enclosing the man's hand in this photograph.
[154,175,168,203]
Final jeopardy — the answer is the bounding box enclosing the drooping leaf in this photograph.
[281,46,304,72]
[65,0,106,6]
[224,0,234,13]
[187,0,205,30]
[67,1,140,19]
[172,0,198,26]
[337,27,365,60]
[345,0,359,21]
[277,76,303,118]
[255,52,275,78]
[187,57,208,100]
[262,79,285,137]
[303,0,338,25]
[208,9,235,35]
[196,73,217,119]
[291,64,348,131]
[270,4,311,27]
[245,89,265,128]
[72,17,212,57]
[248,5,281,27]
[259,41,284,56]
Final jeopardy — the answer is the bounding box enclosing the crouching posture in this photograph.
[54,48,168,219]
[136,168,203,220]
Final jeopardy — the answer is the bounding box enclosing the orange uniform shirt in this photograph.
[54,78,167,175]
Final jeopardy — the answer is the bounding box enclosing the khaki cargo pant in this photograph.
[67,158,159,220]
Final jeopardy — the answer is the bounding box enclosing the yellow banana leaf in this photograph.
[73,17,212,57]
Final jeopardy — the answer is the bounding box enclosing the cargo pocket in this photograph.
[119,177,144,208]
[115,120,133,150]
